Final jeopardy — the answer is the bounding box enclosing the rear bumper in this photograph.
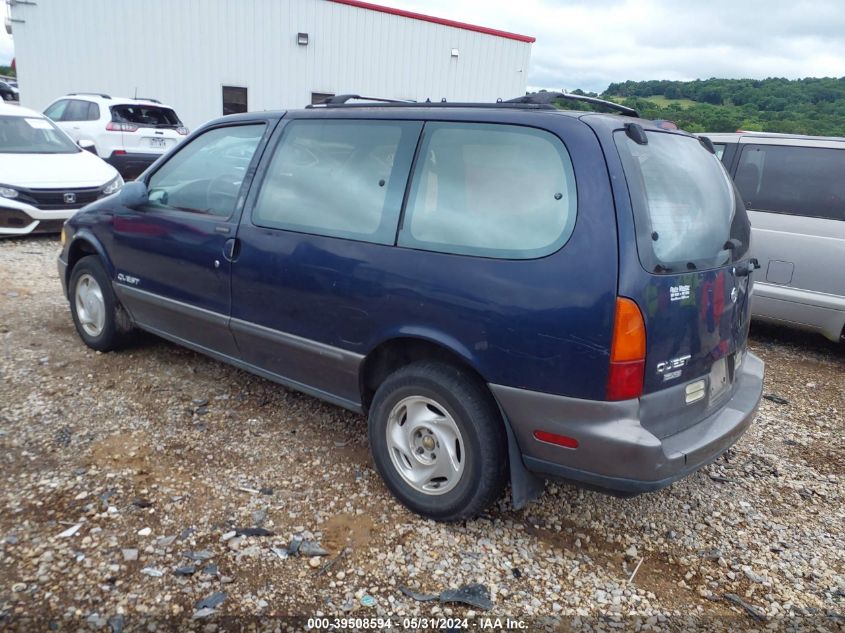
[105,151,161,178]
[752,282,845,342]
[491,352,764,494]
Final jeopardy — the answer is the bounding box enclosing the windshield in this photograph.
[111,105,182,128]
[0,115,80,154]
[615,130,750,273]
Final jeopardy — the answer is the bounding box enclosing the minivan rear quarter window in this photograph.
[616,130,750,273]
[735,144,845,221]
[399,122,577,259]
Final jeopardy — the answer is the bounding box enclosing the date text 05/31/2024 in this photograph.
[306,617,528,630]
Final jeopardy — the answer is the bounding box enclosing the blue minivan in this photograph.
[58,94,764,521]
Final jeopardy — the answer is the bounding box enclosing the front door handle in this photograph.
[223,238,240,262]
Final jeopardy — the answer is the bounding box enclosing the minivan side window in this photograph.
[735,144,845,221]
[398,122,577,259]
[146,124,265,217]
[252,120,422,244]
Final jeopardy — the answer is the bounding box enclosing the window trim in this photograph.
[735,143,845,222]
[396,121,579,260]
[140,120,271,222]
[247,117,423,245]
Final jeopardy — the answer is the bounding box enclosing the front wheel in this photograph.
[68,256,133,352]
[368,361,507,521]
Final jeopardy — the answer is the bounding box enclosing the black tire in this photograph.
[368,361,508,521]
[68,255,133,352]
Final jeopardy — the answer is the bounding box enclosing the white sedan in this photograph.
[0,103,123,236]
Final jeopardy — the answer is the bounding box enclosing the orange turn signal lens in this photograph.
[610,297,646,362]
[607,297,646,401]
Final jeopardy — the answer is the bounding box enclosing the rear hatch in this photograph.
[110,103,185,153]
[615,127,754,438]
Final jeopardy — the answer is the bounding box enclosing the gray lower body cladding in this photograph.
[491,352,764,494]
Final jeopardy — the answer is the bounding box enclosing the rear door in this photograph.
[613,128,754,435]
[55,99,90,142]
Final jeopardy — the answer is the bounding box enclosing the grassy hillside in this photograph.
[638,95,698,109]
[567,78,845,136]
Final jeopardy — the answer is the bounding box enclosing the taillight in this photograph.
[106,122,138,133]
[607,297,646,401]
[176,126,189,136]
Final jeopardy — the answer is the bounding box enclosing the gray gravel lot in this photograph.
[1,236,843,631]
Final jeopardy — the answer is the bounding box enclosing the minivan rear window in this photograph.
[399,123,577,259]
[111,105,182,128]
[616,130,750,273]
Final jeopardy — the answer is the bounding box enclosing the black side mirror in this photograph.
[78,139,97,154]
[119,181,149,208]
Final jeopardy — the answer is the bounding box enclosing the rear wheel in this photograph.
[69,256,133,352]
[368,361,507,521]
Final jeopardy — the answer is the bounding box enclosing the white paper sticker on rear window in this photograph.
[24,118,54,130]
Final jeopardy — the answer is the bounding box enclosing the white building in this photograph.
[8,0,534,129]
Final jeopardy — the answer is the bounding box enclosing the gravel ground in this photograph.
[1,236,843,631]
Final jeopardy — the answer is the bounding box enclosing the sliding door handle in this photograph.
[223,238,240,262]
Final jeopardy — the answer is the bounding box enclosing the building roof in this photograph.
[328,0,536,43]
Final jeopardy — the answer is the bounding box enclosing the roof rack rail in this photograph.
[302,92,639,116]
[307,94,416,107]
[134,97,161,103]
[505,92,639,117]
[68,92,111,99]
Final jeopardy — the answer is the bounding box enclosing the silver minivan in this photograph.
[706,132,845,342]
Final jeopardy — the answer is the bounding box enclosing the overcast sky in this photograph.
[3,0,845,91]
